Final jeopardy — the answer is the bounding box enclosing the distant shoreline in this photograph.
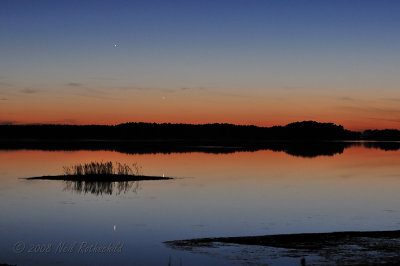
[2,121,400,141]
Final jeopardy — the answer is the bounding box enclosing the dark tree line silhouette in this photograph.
[2,120,400,158]
[0,120,365,140]
[363,129,400,140]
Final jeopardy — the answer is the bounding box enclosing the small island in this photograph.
[25,161,172,182]
[25,161,172,195]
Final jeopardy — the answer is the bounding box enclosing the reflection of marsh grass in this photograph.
[63,161,142,176]
[64,180,141,195]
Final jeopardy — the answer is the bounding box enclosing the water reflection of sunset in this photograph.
[2,146,400,265]
[2,145,400,182]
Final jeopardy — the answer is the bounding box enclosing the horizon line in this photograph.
[1,120,399,132]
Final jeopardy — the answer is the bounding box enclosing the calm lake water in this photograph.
[1,144,400,265]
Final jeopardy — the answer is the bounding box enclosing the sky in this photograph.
[1,0,399,130]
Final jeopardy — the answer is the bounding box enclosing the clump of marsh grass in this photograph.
[62,161,142,176]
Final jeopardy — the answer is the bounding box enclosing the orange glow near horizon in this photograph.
[2,90,400,131]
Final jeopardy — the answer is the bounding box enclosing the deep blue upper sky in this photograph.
[2,0,399,86]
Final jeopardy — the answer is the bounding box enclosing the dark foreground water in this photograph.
[1,144,400,265]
